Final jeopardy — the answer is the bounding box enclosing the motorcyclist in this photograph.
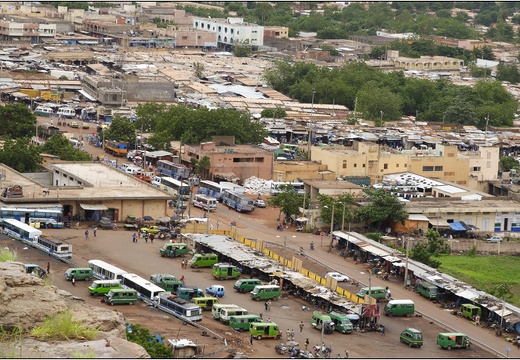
[310,241,315,250]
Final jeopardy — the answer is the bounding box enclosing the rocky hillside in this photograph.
[0,261,149,358]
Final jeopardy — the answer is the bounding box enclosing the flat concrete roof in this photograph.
[51,163,171,201]
[304,180,361,189]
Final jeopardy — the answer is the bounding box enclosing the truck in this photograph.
[104,140,128,157]
[150,274,183,293]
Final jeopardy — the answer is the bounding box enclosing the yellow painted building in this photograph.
[273,161,335,182]
[310,142,499,187]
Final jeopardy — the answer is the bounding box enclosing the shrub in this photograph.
[0,248,17,262]
[31,310,98,341]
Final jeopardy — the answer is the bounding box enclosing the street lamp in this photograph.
[360,271,372,299]
[324,203,335,250]
[306,88,316,156]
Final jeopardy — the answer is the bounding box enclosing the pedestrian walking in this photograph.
[305,338,309,350]
[265,301,269,311]
[46,262,50,274]
[250,333,254,345]
[144,234,148,243]
[71,276,76,287]
[286,329,290,340]
[180,275,185,284]
[290,329,295,341]
[181,260,186,269]
[93,227,97,237]
[84,229,89,239]
[216,220,219,230]
[210,224,214,230]
[299,321,304,334]
[132,232,137,243]
[267,299,272,311]
[150,234,154,243]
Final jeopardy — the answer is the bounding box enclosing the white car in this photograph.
[326,272,349,282]
[485,235,503,243]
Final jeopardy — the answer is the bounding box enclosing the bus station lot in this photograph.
[1,224,495,359]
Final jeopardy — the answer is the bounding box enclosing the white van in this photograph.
[151,176,162,187]
[57,107,76,118]
[119,163,132,172]
[125,166,142,175]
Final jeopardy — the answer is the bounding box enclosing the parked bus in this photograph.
[0,205,64,229]
[1,218,42,244]
[192,194,217,212]
[88,259,128,281]
[270,181,305,196]
[221,190,254,213]
[198,180,224,201]
[157,160,191,180]
[121,273,166,301]
[160,177,190,200]
[2,218,71,259]
[154,293,203,322]
[34,235,72,259]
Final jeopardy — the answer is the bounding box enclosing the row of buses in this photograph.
[2,218,72,259]
[87,259,203,322]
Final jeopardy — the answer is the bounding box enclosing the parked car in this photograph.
[206,284,225,298]
[254,199,266,208]
[70,121,79,128]
[140,225,161,234]
[326,272,349,282]
[485,235,503,243]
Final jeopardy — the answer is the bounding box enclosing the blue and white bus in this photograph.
[121,273,166,301]
[0,205,64,229]
[157,160,191,180]
[192,194,217,212]
[270,181,305,196]
[155,293,203,322]
[161,177,190,200]
[221,190,254,213]
[88,259,128,281]
[198,180,224,201]
[2,218,72,259]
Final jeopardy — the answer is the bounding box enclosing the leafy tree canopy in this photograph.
[355,187,408,230]
[0,137,42,172]
[104,116,136,145]
[500,156,519,172]
[317,193,356,231]
[268,184,305,219]
[41,135,92,161]
[0,104,37,138]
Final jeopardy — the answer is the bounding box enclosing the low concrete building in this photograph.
[0,162,172,222]
[273,161,335,182]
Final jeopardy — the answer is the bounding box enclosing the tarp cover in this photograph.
[80,203,108,211]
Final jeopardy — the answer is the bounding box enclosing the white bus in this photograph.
[161,177,190,200]
[121,273,166,301]
[2,218,72,259]
[88,259,128,281]
[198,180,224,201]
[0,206,64,229]
[270,181,305,196]
[155,293,203,322]
[192,194,217,212]
[156,160,191,180]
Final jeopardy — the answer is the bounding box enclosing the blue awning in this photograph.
[449,222,466,231]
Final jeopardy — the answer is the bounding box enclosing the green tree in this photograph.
[194,156,210,178]
[126,324,172,358]
[233,41,253,57]
[499,156,519,172]
[425,229,450,256]
[41,135,92,161]
[268,184,304,220]
[317,194,356,231]
[148,130,172,152]
[496,63,520,84]
[135,102,167,133]
[104,116,136,145]
[490,283,513,303]
[0,103,37,138]
[355,187,408,230]
[0,137,42,172]
[357,84,403,124]
[410,242,441,268]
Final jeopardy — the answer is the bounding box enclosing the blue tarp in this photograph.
[449,222,466,231]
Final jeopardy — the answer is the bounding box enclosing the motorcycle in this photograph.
[310,242,315,250]
[275,343,288,355]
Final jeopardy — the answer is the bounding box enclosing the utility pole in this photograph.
[306,88,316,156]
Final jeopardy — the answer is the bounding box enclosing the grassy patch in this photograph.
[0,326,23,358]
[437,254,520,306]
[31,310,98,341]
[70,349,97,358]
[0,248,17,262]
